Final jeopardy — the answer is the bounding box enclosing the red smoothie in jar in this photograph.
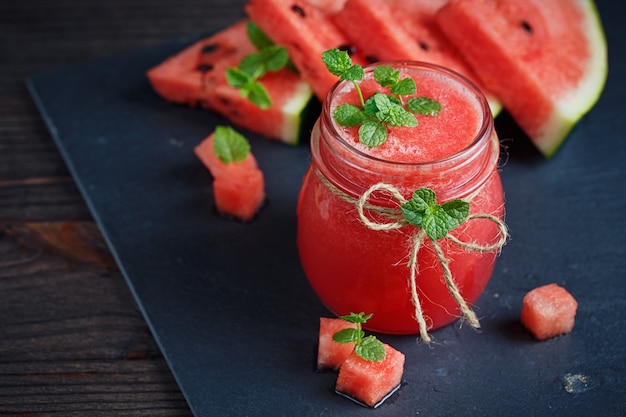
[297,61,505,336]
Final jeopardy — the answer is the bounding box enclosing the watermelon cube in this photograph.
[194,132,265,222]
[212,166,265,221]
[335,343,405,408]
[317,317,357,371]
[520,283,578,341]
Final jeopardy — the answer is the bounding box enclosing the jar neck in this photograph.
[311,62,498,203]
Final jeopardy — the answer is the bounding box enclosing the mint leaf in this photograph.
[374,65,399,87]
[334,103,365,126]
[372,94,417,127]
[355,335,386,362]
[362,94,381,116]
[226,66,271,109]
[238,45,289,78]
[247,21,274,50]
[335,312,386,363]
[401,188,469,240]
[238,53,267,79]
[341,64,364,82]
[212,126,251,163]
[246,82,272,109]
[225,67,253,88]
[322,48,354,76]
[420,206,451,241]
[390,77,417,96]
[261,45,290,72]
[332,328,364,344]
[440,199,470,230]
[359,118,388,148]
[339,312,373,324]
[408,96,442,116]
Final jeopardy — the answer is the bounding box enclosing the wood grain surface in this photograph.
[1,1,247,415]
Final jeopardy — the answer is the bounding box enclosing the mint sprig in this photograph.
[225,68,272,110]
[400,188,469,240]
[322,48,442,148]
[226,22,291,109]
[332,312,386,362]
[212,125,251,164]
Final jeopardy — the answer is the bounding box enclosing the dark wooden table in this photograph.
[1,1,246,415]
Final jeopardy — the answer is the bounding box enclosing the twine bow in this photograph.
[355,182,508,343]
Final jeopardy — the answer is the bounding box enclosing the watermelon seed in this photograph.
[201,43,218,54]
[338,44,356,56]
[365,55,379,64]
[197,64,214,73]
[418,41,429,51]
[291,4,306,17]
[520,20,533,34]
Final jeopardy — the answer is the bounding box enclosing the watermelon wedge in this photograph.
[436,0,608,157]
[147,20,313,144]
[521,283,578,341]
[333,0,502,115]
[245,0,370,101]
[194,127,265,221]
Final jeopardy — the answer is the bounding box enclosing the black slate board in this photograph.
[27,2,626,415]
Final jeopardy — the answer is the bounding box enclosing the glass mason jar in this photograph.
[296,61,506,336]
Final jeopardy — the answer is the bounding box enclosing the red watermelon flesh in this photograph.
[316,318,357,371]
[194,132,265,221]
[147,20,313,144]
[332,0,501,114]
[305,0,349,14]
[213,167,265,221]
[335,343,405,408]
[436,0,608,157]
[245,0,370,101]
[521,283,578,341]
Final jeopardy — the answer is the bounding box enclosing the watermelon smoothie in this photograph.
[297,62,505,335]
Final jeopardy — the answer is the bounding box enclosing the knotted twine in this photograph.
[316,171,508,343]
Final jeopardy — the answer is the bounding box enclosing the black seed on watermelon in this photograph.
[418,40,429,51]
[520,20,533,34]
[338,44,356,56]
[196,64,214,73]
[291,4,305,17]
[365,55,379,64]
[201,43,219,54]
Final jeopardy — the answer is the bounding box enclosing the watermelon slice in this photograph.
[147,20,313,144]
[520,283,578,341]
[194,127,265,221]
[335,343,405,408]
[436,0,608,157]
[332,0,501,115]
[245,0,370,101]
[316,318,357,371]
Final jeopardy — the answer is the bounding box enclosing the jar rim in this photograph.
[320,60,494,170]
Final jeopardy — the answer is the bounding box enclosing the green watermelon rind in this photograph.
[536,0,608,157]
[277,80,314,145]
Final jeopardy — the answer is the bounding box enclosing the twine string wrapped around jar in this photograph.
[316,170,509,343]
